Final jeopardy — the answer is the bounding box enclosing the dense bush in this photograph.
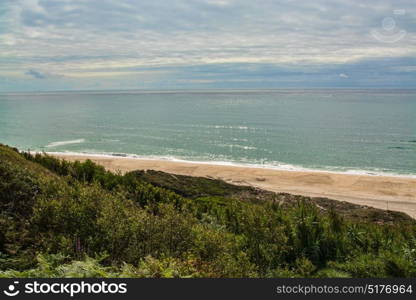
[0,144,415,277]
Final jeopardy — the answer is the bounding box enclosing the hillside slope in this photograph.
[0,144,415,278]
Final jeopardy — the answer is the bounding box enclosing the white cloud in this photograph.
[0,34,17,46]
[23,0,46,14]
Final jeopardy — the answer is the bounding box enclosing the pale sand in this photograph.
[50,153,416,218]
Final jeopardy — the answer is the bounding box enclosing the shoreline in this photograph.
[43,151,416,179]
[48,152,416,218]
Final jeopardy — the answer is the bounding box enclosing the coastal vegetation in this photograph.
[0,143,415,278]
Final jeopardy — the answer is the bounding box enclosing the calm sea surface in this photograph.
[0,89,415,176]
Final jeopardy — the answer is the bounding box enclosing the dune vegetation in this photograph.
[0,143,415,278]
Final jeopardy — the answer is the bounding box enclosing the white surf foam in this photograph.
[45,139,85,148]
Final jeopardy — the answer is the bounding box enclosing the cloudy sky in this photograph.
[0,0,415,91]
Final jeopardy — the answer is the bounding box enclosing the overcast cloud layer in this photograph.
[0,0,415,91]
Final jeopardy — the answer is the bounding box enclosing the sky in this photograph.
[0,0,415,92]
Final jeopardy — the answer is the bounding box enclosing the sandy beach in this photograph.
[50,153,416,218]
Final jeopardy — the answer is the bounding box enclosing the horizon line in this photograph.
[2,87,416,95]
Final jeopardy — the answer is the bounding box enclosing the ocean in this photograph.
[0,89,415,176]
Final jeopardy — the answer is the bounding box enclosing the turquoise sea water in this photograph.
[0,89,415,176]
